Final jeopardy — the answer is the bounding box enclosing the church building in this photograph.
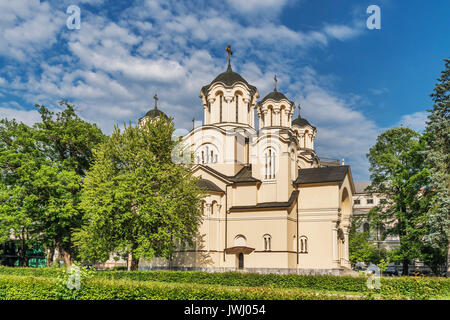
[142,46,355,275]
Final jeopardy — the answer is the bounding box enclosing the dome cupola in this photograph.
[257,75,295,129]
[139,94,168,126]
[200,45,258,128]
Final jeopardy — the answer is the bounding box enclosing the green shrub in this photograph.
[0,275,350,300]
[0,267,448,300]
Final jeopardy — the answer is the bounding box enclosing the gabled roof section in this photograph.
[196,178,224,193]
[199,164,261,184]
[294,165,350,185]
[230,190,299,211]
[354,181,371,194]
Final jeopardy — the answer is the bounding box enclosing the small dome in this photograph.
[258,90,294,106]
[292,115,315,129]
[144,108,168,120]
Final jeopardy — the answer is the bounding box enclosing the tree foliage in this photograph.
[349,216,386,267]
[0,102,105,266]
[423,58,450,275]
[74,117,203,270]
[366,127,430,274]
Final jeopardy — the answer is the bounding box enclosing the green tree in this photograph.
[423,58,450,276]
[0,102,105,267]
[349,216,386,267]
[0,119,41,266]
[366,127,429,275]
[74,117,203,270]
[32,102,105,266]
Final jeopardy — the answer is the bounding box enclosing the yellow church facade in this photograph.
[143,51,355,275]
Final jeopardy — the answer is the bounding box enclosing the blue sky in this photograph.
[0,0,448,181]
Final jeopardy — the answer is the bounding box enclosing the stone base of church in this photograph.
[138,265,346,276]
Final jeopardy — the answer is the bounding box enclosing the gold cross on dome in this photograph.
[226,44,233,67]
[153,94,158,109]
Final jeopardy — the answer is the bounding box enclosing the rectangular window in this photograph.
[380,199,387,204]
[367,199,374,204]
[354,199,360,205]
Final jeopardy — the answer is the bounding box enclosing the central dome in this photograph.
[201,65,257,96]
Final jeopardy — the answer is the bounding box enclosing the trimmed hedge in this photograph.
[0,275,351,300]
[0,267,448,299]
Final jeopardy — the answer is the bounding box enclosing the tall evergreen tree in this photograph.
[423,58,450,276]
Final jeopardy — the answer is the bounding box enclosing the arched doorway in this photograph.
[238,253,244,270]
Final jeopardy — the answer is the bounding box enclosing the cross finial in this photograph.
[297,104,301,117]
[192,117,195,130]
[153,94,158,109]
[226,44,233,69]
[274,75,278,91]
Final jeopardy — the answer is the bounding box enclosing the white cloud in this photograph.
[0,106,41,126]
[397,111,427,132]
[0,0,373,178]
[0,0,65,60]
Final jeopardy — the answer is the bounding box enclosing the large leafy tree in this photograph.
[0,119,42,266]
[366,127,430,275]
[349,216,387,268]
[423,58,450,276]
[32,102,105,266]
[74,116,203,270]
[0,102,105,267]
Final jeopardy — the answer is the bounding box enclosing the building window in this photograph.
[367,198,374,204]
[380,198,387,204]
[264,148,276,180]
[263,234,271,251]
[235,95,239,122]
[196,144,218,164]
[363,222,370,233]
[299,236,308,253]
[354,199,361,205]
[220,94,223,122]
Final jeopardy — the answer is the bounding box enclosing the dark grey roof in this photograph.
[230,190,299,211]
[292,115,315,129]
[140,107,168,120]
[354,181,371,194]
[294,166,350,185]
[200,164,261,184]
[201,65,257,96]
[258,90,294,106]
[197,178,224,193]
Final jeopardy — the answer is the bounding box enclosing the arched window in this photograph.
[234,235,246,247]
[211,201,217,215]
[363,222,370,233]
[263,234,271,251]
[264,148,276,180]
[220,94,223,122]
[304,130,309,149]
[196,144,219,164]
[235,94,239,122]
[299,236,308,253]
